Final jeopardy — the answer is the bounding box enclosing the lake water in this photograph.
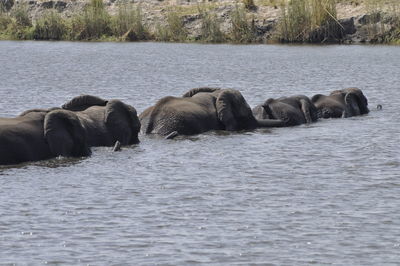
[0,41,399,265]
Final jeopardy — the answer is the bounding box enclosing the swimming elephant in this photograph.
[61,95,140,146]
[0,108,91,165]
[139,87,287,138]
[252,95,318,126]
[311,87,369,118]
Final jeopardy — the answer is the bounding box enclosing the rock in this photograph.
[339,17,356,35]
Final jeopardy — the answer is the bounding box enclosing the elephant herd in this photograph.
[0,87,369,165]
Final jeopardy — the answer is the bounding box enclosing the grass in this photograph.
[70,0,111,40]
[277,0,341,43]
[111,3,149,41]
[230,5,256,43]
[243,0,257,10]
[363,0,400,43]
[0,0,399,44]
[33,10,67,40]
[154,9,187,42]
[198,5,226,43]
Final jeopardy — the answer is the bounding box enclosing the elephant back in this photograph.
[182,87,221,98]
[62,95,108,111]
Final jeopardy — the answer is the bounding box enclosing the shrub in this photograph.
[242,0,256,11]
[33,10,67,40]
[0,9,12,31]
[199,6,226,43]
[230,5,256,43]
[70,0,111,40]
[278,0,340,43]
[155,10,187,42]
[112,4,149,41]
[10,2,31,27]
[166,10,187,42]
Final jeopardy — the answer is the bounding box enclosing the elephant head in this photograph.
[254,95,317,126]
[312,87,369,119]
[104,99,141,145]
[330,87,369,115]
[62,95,140,146]
[215,89,258,130]
[44,109,92,157]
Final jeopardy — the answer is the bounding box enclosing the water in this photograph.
[0,41,399,265]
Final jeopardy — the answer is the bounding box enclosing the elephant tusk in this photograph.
[112,140,122,152]
[165,131,179,140]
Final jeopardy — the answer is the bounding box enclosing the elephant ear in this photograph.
[344,92,361,117]
[104,100,141,145]
[299,98,313,123]
[182,87,221,98]
[216,89,256,130]
[44,109,91,157]
[62,95,108,111]
[346,87,369,114]
[262,98,278,119]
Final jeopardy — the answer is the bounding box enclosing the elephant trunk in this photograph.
[256,118,287,128]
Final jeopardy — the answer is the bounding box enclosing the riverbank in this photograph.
[0,0,399,44]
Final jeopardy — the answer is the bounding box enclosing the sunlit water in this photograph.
[0,41,399,265]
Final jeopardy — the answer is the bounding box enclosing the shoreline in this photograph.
[1,0,399,44]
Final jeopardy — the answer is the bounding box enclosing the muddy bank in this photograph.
[1,0,399,43]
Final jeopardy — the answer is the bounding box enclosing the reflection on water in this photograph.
[0,41,399,265]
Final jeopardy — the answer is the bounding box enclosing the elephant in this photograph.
[61,95,141,146]
[139,87,287,138]
[311,87,369,119]
[252,95,318,126]
[0,108,91,165]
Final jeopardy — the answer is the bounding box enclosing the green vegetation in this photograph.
[112,3,149,41]
[154,9,187,42]
[198,5,226,43]
[363,0,400,44]
[70,0,111,40]
[33,10,67,40]
[0,0,399,44]
[243,0,257,10]
[230,5,256,43]
[278,0,340,43]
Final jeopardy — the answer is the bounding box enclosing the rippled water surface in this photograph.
[0,41,399,265]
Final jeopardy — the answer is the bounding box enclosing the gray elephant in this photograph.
[61,95,141,146]
[0,108,91,165]
[311,87,369,118]
[139,87,286,138]
[252,95,318,126]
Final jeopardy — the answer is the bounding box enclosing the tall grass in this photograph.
[278,0,340,43]
[155,10,187,42]
[230,5,256,43]
[364,0,400,43]
[243,0,257,10]
[10,2,31,27]
[0,5,12,32]
[33,10,67,40]
[70,0,111,40]
[198,5,226,43]
[0,0,14,12]
[112,4,149,41]
[4,2,33,39]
